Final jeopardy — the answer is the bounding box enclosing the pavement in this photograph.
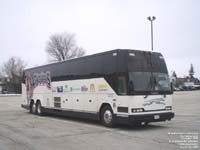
[0,91,199,150]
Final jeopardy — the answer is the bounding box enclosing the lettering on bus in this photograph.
[71,86,81,92]
[64,85,82,92]
[64,85,72,92]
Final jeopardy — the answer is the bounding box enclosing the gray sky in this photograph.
[0,0,200,77]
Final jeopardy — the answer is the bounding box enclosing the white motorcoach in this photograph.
[21,49,174,127]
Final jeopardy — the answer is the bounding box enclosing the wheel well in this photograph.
[99,103,112,120]
[29,99,34,111]
[30,99,34,106]
[36,99,41,105]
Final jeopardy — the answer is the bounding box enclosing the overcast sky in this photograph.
[0,0,199,77]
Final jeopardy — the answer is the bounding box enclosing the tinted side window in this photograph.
[102,53,117,74]
[117,76,127,95]
[85,56,102,75]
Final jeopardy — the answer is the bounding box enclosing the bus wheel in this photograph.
[30,101,36,114]
[36,101,43,116]
[101,105,115,127]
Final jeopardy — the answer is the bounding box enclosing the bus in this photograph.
[21,49,175,127]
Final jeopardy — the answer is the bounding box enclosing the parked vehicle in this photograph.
[21,49,174,127]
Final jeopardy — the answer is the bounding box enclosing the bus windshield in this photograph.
[128,72,171,94]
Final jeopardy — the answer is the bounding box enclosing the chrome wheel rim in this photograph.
[104,110,112,124]
[37,104,41,114]
[32,103,36,113]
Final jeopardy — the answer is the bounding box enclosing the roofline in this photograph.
[24,49,160,71]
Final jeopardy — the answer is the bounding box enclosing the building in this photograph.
[0,77,17,94]
[175,76,200,90]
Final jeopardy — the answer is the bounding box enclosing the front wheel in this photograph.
[101,105,115,127]
[36,101,43,116]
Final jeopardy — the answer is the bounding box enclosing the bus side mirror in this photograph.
[170,82,174,94]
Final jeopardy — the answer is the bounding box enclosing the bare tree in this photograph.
[46,32,86,62]
[0,57,26,93]
[1,57,26,84]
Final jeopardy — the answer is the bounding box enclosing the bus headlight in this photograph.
[132,108,144,113]
[165,106,172,110]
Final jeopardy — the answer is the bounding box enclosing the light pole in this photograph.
[147,16,156,51]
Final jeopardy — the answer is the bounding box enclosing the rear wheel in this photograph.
[30,101,36,114]
[101,105,115,127]
[36,101,43,116]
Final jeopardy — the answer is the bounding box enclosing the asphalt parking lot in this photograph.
[0,91,199,150]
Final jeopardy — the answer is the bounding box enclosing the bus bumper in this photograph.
[114,112,175,125]
[21,104,29,110]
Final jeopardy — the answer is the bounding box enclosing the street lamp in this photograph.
[147,16,156,51]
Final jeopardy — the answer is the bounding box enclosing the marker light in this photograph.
[129,53,135,56]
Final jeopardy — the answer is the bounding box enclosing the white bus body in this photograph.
[22,49,174,127]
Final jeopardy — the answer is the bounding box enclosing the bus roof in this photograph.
[24,49,167,81]
[25,49,161,71]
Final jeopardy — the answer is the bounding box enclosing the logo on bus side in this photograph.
[57,86,63,93]
[89,84,95,92]
[32,72,51,89]
[143,98,165,106]
[98,84,108,91]
[81,85,88,92]
[26,71,51,99]
[53,84,104,93]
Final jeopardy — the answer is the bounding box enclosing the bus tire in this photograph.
[36,101,43,116]
[30,101,36,114]
[101,105,115,128]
